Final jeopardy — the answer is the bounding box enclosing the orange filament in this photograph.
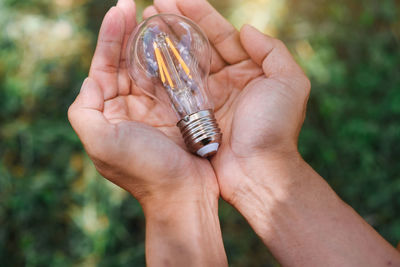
[165,36,192,79]
[153,42,174,88]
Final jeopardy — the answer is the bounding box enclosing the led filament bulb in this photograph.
[126,14,222,157]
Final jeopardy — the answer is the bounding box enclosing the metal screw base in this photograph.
[177,109,222,157]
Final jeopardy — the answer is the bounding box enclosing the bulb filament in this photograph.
[153,33,192,91]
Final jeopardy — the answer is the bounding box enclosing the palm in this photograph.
[208,60,303,201]
[69,4,219,199]
[103,92,183,147]
[99,92,217,195]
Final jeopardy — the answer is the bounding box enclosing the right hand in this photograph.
[148,0,311,205]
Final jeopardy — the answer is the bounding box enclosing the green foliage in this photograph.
[0,0,399,266]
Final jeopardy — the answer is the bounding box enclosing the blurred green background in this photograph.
[1,0,399,266]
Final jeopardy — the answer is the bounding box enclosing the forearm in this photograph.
[142,193,228,267]
[232,153,400,266]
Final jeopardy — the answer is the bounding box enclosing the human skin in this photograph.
[68,0,227,266]
[149,0,400,266]
[68,0,400,266]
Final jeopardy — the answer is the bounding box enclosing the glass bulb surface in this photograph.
[126,14,221,157]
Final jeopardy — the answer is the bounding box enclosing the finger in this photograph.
[142,5,158,19]
[176,0,248,65]
[152,0,226,73]
[240,24,310,91]
[116,0,137,96]
[89,7,125,100]
[154,0,180,14]
[68,78,115,156]
[117,0,136,34]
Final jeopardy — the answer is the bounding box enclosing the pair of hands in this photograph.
[68,0,309,210]
[69,1,400,266]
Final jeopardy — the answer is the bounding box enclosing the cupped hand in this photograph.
[149,0,311,204]
[68,0,218,206]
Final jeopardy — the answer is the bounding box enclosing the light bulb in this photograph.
[126,14,222,157]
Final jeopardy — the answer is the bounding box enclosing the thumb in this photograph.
[239,24,303,78]
[68,77,114,155]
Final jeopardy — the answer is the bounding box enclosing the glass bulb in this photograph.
[126,14,222,157]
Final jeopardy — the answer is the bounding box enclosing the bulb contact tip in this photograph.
[177,109,222,158]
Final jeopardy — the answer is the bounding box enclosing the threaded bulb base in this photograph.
[177,109,222,157]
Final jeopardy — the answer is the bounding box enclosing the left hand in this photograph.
[68,0,219,208]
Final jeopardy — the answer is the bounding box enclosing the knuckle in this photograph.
[93,64,119,74]
[213,28,237,47]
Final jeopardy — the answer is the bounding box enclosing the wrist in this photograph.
[230,151,341,240]
[142,187,219,220]
[143,187,227,267]
[229,150,305,207]
[127,160,220,213]
[139,174,220,217]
